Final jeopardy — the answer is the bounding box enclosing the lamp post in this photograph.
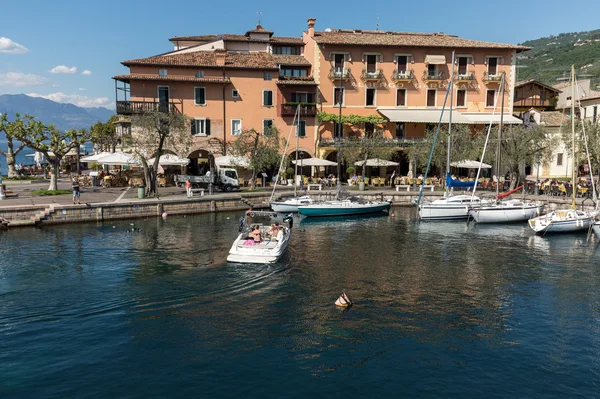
[535,153,541,196]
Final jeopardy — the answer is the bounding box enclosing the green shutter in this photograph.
[206,119,211,135]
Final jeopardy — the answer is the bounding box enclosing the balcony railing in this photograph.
[360,69,384,81]
[482,71,504,83]
[281,103,318,117]
[422,71,446,81]
[116,100,182,115]
[328,67,352,81]
[391,69,414,82]
[454,71,476,82]
[319,137,425,148]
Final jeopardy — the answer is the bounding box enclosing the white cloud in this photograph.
[0,72,49,87]
[49,65,77,74]
[78,87,86,91]
[0,37,29,54]
[27,92,111,108]
[81,70,92,76]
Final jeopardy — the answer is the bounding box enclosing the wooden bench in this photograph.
[307,183,323,191]
[190,188,205,197]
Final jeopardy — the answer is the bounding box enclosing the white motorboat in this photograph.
[528,209,593,234]
[469,199,543,223]
[270,195,313,213]
[227,211,293,264]
[419,195,486,220]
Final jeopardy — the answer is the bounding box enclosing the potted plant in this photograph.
[286,167,295,186]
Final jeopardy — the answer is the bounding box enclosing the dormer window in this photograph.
[334,54,345,72]
[487,57,498,75]
[195,71,204,78]
[158,69,168,77]
[273,46,301,55]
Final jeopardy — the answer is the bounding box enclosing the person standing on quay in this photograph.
[72,176,81,205]
[185,178,192,198]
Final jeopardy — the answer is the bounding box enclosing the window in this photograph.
[396,55,408,73]
[273,46,301,55]
[263,119,274,135]
[158,86,169,104]
[280,68,308,77]
[232,89,239,99]
[427,89,436,107]
[333,121,342,138]
[334,87,344,106]
[291,92,313,103]
[427,64,437,77]
[225,170,237,179]
[487,57,498,75]
[231,119,242,136]
[395,122,405,139]
[396,89,406,106]
[457,57,468,75]
[425,123,437,133]
[191,118,210,136]
[486,90,496,107]
[264,72,272,81]
[456,89,466,107]
[158,69,168,76]
[366,88,376,106]
[194,87,206,106]
[365,122,375,137]
[263,90,273,106]
[334,53,345,72]
[296,120,306,137]
[195,71,204,78]
[557,153,563,166]
[366,54,377,74]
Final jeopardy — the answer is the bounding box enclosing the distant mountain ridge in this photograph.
[518,29,600,90]
[0,94,114,134]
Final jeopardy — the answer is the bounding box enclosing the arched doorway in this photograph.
[289,150,312,177]
[187,149,214,176]
[324,150,346,180]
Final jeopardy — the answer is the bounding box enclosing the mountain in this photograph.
[0,94,114,133]
[517,29,600,90]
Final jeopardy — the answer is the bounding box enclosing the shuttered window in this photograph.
[457,90,466,107]
[191,118,210,136]
[194,87,206,105]
[263,90,273,106]
[296,120,306,137]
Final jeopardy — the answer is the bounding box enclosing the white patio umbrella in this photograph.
[34,151,44,167]
[450,160,492,169]
[355,158,399,167]
[96,152,140,165]
[215,155,250,168]
[147,154,189,166]
[291,158,337,166]
[81,151,113,162]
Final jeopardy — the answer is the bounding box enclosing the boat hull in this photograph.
[469,202,543,223]
[270,196,312,213]
[419,195,483,221]
[528,210,593,234]
[298,200,390,217]
[227,227,291,264]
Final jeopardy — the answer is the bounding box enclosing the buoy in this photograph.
[162,212,168,219]
[335,291,353,307]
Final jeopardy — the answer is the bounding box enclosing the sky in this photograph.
[1,0,598,110]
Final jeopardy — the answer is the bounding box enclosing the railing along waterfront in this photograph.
[319,137,425,148]
[116,101,182,115]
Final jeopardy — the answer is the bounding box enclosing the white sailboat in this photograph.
[418,51,485,221]
[528,65,595,234]
[468,74,543,223]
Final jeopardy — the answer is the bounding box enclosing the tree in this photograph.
[11,118,88,190]
[90,116,119,153]
[129,111,190,196]
[561,120,600,176]
[0,113,35,178]
[339,127,396,179]
[230,127,283,189]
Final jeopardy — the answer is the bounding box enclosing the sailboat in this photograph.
[468,74,543,223]
[528,65,595,234]
[418,51,486,221]
[270,104,314,212]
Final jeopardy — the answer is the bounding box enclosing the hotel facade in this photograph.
[113,18,528,175]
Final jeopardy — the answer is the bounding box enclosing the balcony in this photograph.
[281,103,318,117]
[482,71,504,83]
[360,69,384,82]
[328,67,352,81]
[319,137,425,148]
[116,101,182,115]
[391,69,414,83]
[454,71,476,82]
[422,71,446,81]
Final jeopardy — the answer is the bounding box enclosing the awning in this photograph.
[147,154,189,166]
[355,158,399,167]
[425,55,446,65]
[451,160,492,169]
[461,113,523,125]
[291,158,337,167]
[215,155,249,168]
[377,108,472,124]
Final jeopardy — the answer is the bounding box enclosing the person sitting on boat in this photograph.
[276,226,284,242]
[267,223,279,238]
[244,225,262,245]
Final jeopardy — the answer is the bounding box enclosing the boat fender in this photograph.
[335,290,353,307]
[238,216,245,232]
[250,212,255,217]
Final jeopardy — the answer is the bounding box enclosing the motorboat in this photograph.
[270,195,313,213]
[528,209,593,234]
[297,198,391,217]
[419,194,486,220]
[469,199,543,223]
[227,211,293,264]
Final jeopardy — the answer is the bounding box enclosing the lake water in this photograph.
[1,209,600,398]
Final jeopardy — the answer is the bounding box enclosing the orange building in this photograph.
[114,18,529,175]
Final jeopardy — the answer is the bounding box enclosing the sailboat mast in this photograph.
[337,71,343,191]
[294,104,300,197]
[496,75,505,198]
[446,51,455,191]
[571,64,576,209]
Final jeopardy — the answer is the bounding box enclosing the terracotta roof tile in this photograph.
[540,111,568,127]
[112,74,231,84]
[273,55,311,66]
[168,34,303,45]
[312,30,529,51]
[515,79,561,93]
[122,51,279,70]
[169,35,220,42]
[246,25,274,36]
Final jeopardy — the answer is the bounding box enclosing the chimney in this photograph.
[307,18,316,37]
[215,49,226,66]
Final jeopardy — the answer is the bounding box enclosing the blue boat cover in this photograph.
[445,172,479,188]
